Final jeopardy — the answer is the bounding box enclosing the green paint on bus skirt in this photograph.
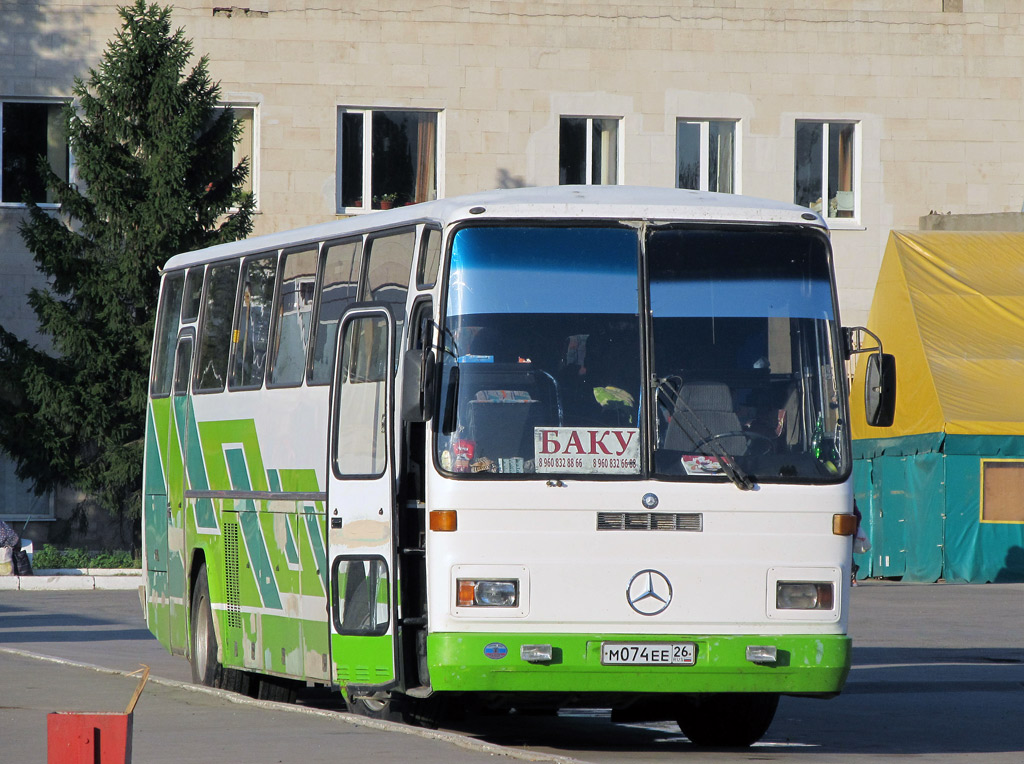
[427,633,850,694]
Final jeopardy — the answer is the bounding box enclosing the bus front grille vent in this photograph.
[597,512,703,532]
[224,522,242,628]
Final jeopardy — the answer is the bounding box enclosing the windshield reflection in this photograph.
[436,224,848,483]
[648,228,846,481]
[437,226,642,475]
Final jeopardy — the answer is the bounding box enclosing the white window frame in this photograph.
[336,107,444,214]
[0,97,73,209]
[559,115,622,186]
[675,118,741,194]
[794,119,861,227]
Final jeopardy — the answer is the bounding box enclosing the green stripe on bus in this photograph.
[144,405,166,495]
[225,446,283,610]
[303,511,326,575]
[184,401,218,530]
[267,469,282,493]
[426,633,851,695]
[285,519,299,566]
[198,418,270,492]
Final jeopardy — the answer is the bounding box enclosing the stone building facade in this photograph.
[0,0,1021,530]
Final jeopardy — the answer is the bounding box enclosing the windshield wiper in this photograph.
[655,378,756,491]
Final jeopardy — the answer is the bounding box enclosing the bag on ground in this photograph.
[12,547,32,576]
[854,528,871,555]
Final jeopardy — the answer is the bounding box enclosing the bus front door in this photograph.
[327,307,398,704]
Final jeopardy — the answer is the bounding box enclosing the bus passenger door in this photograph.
[327,307,398,700]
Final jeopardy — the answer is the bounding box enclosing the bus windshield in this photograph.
[436,224,847,484]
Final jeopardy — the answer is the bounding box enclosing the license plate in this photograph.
[601,642,697,666]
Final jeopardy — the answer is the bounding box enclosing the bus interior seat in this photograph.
[459,364,560,459]
[663,381,748,454]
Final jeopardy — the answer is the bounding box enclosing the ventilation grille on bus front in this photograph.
[224,522,242,628]
[596,512,703,532]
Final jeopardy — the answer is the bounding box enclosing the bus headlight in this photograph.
[776,581,834,610]
[457,578,519,607]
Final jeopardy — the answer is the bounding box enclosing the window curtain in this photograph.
[415,116,436,203]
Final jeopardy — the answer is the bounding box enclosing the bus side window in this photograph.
[230,254,277,390]
[194,261,240,393]
[268,246,317,387]
[150,271,186,397]
[417,227,441,289]
[363,229,416,350]
[182,267,204,323]
[309,238,362,385]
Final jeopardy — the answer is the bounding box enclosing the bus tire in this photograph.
[675,692,779,748]
[190,565,251,694]
[346,692,403,722]
[346,693,446,727]
[255,675,299,704]
[190,565,220,687]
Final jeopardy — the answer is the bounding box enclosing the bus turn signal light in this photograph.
[833,513,857,536]
[430,510,457,532]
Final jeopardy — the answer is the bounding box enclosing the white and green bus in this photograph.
[142,185,893,746]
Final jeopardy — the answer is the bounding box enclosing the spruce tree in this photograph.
[0,0,254,544]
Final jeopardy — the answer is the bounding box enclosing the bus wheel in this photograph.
[190,565,220,687]
[675,693,779,748]
[346,692,402,721]
[190,565,250,694]
[255,675,299,704]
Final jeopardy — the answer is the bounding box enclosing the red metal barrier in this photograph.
[47,712,133,764]
[46,664,149,764]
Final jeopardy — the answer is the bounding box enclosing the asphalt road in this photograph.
[2,582,1023,763]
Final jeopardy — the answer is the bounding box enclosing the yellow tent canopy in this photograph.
[851,230,1024,440]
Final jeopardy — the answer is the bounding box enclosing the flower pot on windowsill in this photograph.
[379,200,393,210]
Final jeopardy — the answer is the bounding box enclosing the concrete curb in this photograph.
[34,567,141,577]
[0,570,143,591]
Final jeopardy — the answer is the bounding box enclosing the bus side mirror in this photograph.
[864,352,896,428]
[401,348,436,423]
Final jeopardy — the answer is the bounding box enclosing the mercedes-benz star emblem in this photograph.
[626,569,673,616]
[641,492,659,509]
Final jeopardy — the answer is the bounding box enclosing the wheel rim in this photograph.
[194,593,209,675]
[361,693,389,713]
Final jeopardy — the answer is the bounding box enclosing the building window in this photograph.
[676,119,737,194]
[794,121,857,220]
[0,458,54,520]
[1,100,70,205]
[337,109,438,212]
[214,105,256,201]
[559,117,620,185]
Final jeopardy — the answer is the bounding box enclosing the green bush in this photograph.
[32,545,139,570]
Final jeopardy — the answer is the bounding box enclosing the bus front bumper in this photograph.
[426,632,851,695]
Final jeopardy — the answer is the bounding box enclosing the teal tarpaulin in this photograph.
[854,436,1024,583]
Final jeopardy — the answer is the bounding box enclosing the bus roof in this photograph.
[162,185,827,271]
